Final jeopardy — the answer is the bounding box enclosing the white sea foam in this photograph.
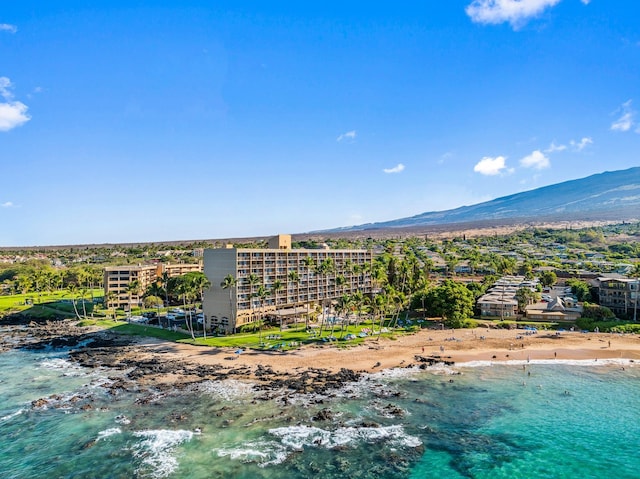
[216,441,289,467]
[38,357,86,377]
[0,408,25,422]
[456,358,636,369]
[368,366,423,380]
[196,379,255,400]
[269,424,422,450]
[215,424,421,468]
[115,415,131,425]
[96,427,122,441]
[131,429,193,478]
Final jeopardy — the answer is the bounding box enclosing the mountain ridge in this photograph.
[321,167,640,233]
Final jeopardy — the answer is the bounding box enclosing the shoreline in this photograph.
[4,321,639,397]
[4,321,640,408]
[139,327,640,376]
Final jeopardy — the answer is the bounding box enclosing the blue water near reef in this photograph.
[1,344,639,479]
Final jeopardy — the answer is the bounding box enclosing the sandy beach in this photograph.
[140,327,640,376]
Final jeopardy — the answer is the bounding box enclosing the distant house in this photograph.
[525,296,582,322]
[476,275,538,318]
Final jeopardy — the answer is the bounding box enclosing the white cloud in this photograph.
[570,137,593,151]
[0,24,17,34]
[465,0,561,28]
[336,130,356,142]
[545,141,566,153]
[611,100,635,132]
[0,77,31,131]
[0,77,13,99]
[520,150,550,169]
[1,201,14,208]
[0,102,30,131]
[580,0,590,4]
[383,163,405,174]
[473,156,509,176]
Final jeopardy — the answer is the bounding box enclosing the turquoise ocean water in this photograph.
[1,343,638,479]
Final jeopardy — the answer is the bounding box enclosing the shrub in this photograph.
[581,303,615,321]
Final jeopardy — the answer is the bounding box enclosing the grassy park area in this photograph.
[0,290,104,318]
[77,317,424,351]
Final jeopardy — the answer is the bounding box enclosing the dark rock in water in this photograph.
[414,355,454,366]
[168,412,189,423]
[50,336,83,349]
[31,398,49,408]
[312,408,334,421]
[357,420,381,428]
[382,403,405,417]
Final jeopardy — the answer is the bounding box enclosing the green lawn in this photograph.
[76,318,419,351]
[0,290,103,315]
[184,320,414,350]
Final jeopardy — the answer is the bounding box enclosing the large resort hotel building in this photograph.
[104,262,203,310]
[202,234,374,334]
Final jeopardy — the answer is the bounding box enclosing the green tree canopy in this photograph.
[426,279,474,328]
[515,287,541,313]
[539,271,558,288]
[566,279,591,302]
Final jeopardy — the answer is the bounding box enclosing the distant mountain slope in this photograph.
[325,167,640,232]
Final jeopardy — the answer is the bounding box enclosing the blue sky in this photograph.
[2,0,640,246]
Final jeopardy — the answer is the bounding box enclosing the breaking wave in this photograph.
[131,429,194,478]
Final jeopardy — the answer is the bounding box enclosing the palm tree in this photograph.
[245,273,261,327]
[316,258,335,337]
[145,282,165,301]
[389,289,407,330]
[271,279,284,330]
[351,290,365,329]
[302,256,316,328]
[126,280,142,316]
[66,283,82,320]
[373,292,389,342]
[160,271,170,306]
[76,267,92,303]
[371,262,387,294]
[79,287,89,319]
[336,294,353,339]
[176,277,196,340]
[220,274,237,334]
[186,272,211,338]
[106,291,119,320]
[187,272,211,307]
[287,270,300,328]
[256,285,270,343]
[16,274,32,295]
